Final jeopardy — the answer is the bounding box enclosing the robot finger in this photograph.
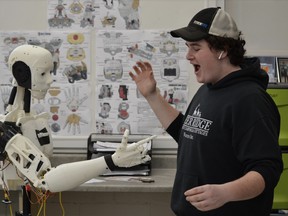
[136,135,157,146]
[119,129,129,150]
[141,155,151,164]
[141,146,149,155]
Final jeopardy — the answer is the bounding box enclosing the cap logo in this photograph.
[193,20,208,29]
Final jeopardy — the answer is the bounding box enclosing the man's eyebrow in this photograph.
[185,42,200,47]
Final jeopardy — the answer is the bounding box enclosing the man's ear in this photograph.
[218,51,224,60]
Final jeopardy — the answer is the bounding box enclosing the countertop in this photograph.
[74,168,176,193]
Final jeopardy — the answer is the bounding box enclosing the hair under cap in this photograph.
[170,7,240,41]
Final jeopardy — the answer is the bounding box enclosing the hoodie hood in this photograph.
[208,57,269,90]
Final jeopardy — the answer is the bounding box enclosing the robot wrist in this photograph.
[104,154,117,171]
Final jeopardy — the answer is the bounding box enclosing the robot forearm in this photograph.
[43,157,108,192]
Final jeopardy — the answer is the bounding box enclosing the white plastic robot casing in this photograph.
[5,45,54,157]
[7,44,54,99]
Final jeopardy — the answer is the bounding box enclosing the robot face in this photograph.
[31,62,53,99]
[8,45,54,99]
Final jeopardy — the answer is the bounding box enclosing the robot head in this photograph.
[8,44,53,99]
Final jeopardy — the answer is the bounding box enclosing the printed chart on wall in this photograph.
[0,31,92,136]
[47,0,141,30]
[95,30,189,135]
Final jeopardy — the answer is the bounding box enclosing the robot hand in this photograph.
[105,129,156,169]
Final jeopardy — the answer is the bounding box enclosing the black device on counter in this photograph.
[87,133,152,176]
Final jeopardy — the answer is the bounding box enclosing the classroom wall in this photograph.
[0,0,212,152]
[0,0,288,152]
[225,0,288,56]
[1,1,288,216]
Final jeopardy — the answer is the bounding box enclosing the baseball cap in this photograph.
[170,7,240,41]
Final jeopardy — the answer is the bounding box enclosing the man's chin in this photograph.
[196,77,204,84]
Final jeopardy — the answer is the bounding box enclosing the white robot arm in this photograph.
[2,126,155,193]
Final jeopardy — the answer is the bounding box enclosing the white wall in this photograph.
[225,0,288,56]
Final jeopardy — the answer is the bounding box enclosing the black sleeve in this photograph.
[166,113,184,143]
[232,93,283,190]
[236,117,283,191]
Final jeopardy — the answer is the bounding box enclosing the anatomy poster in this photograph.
[0,31,92,136]
[95,30,189,135]
[47,0,141,30]
[0,29,189,136]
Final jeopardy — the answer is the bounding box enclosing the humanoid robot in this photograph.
[0,44,155,193]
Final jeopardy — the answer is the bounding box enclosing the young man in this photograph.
[129,7,283,216]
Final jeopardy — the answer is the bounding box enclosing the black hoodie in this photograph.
[167,57,283,216]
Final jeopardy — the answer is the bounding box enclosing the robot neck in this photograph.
[5,86,31,122]
[13,86,31,113]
